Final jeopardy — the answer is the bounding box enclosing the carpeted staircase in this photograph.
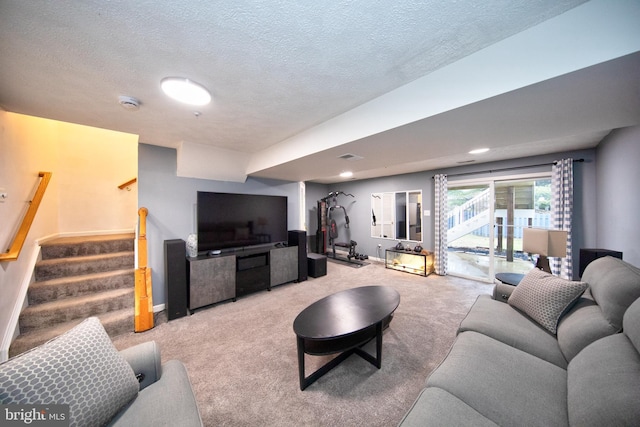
[9,233,136,358]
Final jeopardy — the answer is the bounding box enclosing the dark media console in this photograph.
[236,250,270,297]
[186,235,305,311]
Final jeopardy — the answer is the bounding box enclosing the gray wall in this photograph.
[141,127,640,308]
[138,143,301,306]
[323,172,433,260]
[596,126,640,266]
[309,149,597,278]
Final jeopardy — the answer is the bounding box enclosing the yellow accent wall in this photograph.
[0,111,138,355]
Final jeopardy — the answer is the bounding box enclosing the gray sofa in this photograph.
[399,256,640,426]
[0,317,202,426]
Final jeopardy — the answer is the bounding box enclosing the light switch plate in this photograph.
[424,210,431,216]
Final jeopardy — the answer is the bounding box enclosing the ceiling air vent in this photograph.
[338,153,363,161]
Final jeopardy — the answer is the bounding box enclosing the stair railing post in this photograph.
[135,207,154,332]
[138,207,148,268]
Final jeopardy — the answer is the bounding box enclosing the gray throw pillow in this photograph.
[0,317,139,427]
[508,268,587,334]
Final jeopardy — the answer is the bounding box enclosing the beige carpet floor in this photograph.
[111,260,492,426]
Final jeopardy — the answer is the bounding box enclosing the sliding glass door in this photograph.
[446,183,493,281]
[446,174,551,282]
[493,178,552,277]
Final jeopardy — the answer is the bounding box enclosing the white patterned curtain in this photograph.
[552,159,573,279]
[434,174,448,275]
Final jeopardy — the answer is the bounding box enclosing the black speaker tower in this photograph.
[164,239,189,320]
[288,230,308,282]
[579,248,622,277]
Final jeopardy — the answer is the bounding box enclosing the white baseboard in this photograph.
[56,229,135,238]
[0,244,40,363]
[35,230,136,246]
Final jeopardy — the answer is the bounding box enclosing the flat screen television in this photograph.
[197,191,288,252]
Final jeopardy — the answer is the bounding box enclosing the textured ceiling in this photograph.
[1,0,639,183]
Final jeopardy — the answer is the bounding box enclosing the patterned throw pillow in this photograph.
[508,268,587,334]
[0,317,139,427]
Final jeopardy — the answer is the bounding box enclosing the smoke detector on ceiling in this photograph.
[118,95,140,111]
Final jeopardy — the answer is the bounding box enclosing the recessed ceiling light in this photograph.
[469,148,490,154]
[340,171,353,178]
[161,77,211,106]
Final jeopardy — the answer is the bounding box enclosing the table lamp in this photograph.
[522,228,568,273]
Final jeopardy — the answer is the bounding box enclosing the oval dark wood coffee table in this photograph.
[293,285,400,390]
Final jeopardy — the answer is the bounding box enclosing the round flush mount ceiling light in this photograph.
[340,171,354,178]
[161,77,211,106]
[469,148,490,154]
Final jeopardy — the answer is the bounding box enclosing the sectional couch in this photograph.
[398,256,640,426]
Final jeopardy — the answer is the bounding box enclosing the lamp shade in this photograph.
[522,228,568,258]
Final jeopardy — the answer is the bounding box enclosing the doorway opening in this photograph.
[446,174,552,282]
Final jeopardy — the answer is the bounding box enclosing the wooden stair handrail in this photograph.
[118,177,137,190]
[0,172,52,262]
[135,207,154,332]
